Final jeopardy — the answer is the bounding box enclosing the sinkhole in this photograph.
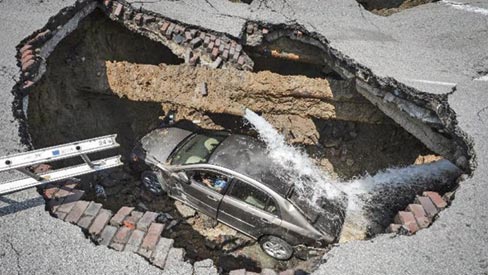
[17,6,468,274]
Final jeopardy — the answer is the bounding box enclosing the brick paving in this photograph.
[42,180,298,274]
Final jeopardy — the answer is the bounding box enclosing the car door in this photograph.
[175,169,230,219]
[217,179,282,238]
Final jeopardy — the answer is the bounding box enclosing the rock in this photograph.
[166,219,180,231]
[156,213,174,224]
[137,202,149,212]
[95,184,106,199]
[175,201,196,218]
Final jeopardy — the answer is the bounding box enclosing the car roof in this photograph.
[208,134,293,196]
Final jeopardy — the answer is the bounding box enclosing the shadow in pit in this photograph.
[302,118,433,180]
[26,9,183,159]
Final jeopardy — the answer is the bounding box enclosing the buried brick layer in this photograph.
[387,191,448,235]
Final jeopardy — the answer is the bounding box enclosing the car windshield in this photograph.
[170,132,228,165]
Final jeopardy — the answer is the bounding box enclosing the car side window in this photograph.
[190,170,229,194]
[229,180,279,216]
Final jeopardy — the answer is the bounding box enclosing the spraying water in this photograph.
[243,109,344,205]
[244,109,462,240]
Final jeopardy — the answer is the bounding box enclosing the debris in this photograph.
[199,82,208,96]
[156,212,174,223]
[175,201,196,218]
[165,219,180,231]
[95,184,107,199]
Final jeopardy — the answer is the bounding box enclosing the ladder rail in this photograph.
[0,155,122,195]
[0,135,119,172]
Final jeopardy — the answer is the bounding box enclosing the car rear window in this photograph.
[170,132,228,165]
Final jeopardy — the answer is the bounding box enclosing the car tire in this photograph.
[259,235,294,260]
[141,170,166,195]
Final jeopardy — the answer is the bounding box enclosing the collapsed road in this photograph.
[1,0,487,275]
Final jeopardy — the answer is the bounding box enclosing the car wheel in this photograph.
[259,235,294,260]
[141,170,166,195]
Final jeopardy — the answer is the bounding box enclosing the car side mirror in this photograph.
[173,172,189,184]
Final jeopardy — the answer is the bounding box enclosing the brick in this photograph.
[43,186,59,200]
[211,47,219,60]
[189,55,200,66]
[138,223,165,258]
[21,53,34,65]
[185,31,193,41]
[65,200,90,224]
[89,209,113,236]
[55,189,85,214]
[110,226,133,251]
[415,196,439,219]
[394,211,418,233]
[99,225,117,246]
[123,211,143,229]
[78,215,97,230]
[219,44,225,53]
[134,13,143,26]
[207,42,214,53]
[199,32,206,40]
[166,23,175,38]
[21,59,35,71]
[386,223,401,233]
[124,229,146,253]
[137,211,159,231]
[22,80,34,89]
[235,44,242,53]
[110,206,134,226]
[407,203,430,228]
[232,51,240,61]
[262,28,269,34]
[237,56,245,65]
[279,270,295,275]
[55,211,67,220]
[151,237,174,268]
[113,3,123,17]
[103,0,112,7]
[423,191,447,210]
[203,36,210,47]
[83,202,102,217]
[222,49,229,60]
[160,21,170,33]
[190,37,202,49]
[20,44,33,54]
[210,34,216,41]
[229,46,235,57]
[215,39,221,47]
[173,34,185,44]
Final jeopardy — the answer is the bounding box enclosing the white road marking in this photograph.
[406,79,457,86]
[475,75,488,81]
[442,0,488,16]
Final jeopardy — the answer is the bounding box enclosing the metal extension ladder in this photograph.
[0,135,123,195]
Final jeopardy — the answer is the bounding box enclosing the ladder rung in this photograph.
[0,156,122,195]
[0,135,119,172]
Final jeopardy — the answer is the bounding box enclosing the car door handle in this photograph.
[207,195,218,201]
[260,218,272,224]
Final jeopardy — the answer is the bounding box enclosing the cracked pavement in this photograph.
[1,0,488,274]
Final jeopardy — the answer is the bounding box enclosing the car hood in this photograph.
[140,127,193,164]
